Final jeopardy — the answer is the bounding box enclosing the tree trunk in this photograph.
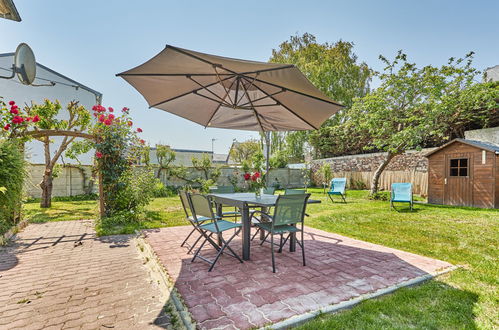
[40,168,54,208]
[369,151,397,196]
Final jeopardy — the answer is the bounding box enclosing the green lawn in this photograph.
[23,189,498,329]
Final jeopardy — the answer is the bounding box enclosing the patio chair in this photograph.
[263,187,276,195]
[189,193,243,271]
[250,193,311,273]
[209,186,235,194]
[390,183,413,211]
[179,190,211,253]
[327,178,347,203]
[284,188,306,195]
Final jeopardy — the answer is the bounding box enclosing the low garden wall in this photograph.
[25,164,308,198]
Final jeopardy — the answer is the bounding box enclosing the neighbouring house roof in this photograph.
[425,138,499,157]
[213,153,228,163]
[0,0,21,21]
[0,52,103,101]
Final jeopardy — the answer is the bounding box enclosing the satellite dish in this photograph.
[14,43,36,85]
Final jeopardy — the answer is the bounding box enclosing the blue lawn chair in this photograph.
[327,178,347,203]
[390,183,413,211]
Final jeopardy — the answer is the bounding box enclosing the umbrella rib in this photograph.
[238,89,284,107]
[117,66,295,77]
[242,77,319,130]
[148,75,234,108]
[193,91,232,107]
[188,75,227,104]
[240,80,276,132]
[249,76,344,107]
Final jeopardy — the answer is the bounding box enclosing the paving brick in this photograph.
[0,220,170,329]
[146,225,452,329]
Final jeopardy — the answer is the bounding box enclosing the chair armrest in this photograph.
[249,210,273,223]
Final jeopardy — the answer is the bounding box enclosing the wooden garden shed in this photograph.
[426,139,499,208]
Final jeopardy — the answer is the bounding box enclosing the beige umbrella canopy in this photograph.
[117,45,343,132]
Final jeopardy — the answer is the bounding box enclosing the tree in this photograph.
[269,33,373,157]
[29,100,91,208]
[349,51,499,195]
[155,144,176,179]
[191,154,221,192]
[229,139,261,165]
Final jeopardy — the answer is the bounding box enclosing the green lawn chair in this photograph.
[250,193,310,273]
[285,188,306,195]
[327,178,347,203]
[179,190,211,254]
[188,193,243,271]
[390,183,413,211]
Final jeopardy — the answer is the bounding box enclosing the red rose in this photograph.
[122,107,129,113]
[92,105,98,111]
[139,139,145,144]
[251,174,258,181]
[12,116,24,124]
[108,107,114,112]
[104,119,112,126]
[98,114,105,123]
[95,152,103,159]
[8,101,15,106]
[243,173,251,180]
[26,117,32,121]
[3,124,10,131]
[137,128,143,133]
[127,121,133,126]
[108,114,115,120]
[32,115,40,123]
[10,108,19,115]
[254,172,260,178]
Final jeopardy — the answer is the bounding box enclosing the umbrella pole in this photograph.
[264,131,270,187]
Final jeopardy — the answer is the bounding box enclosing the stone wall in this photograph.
[310,148,436,195]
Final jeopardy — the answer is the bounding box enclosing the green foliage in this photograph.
[155,144,176,178]
[369,191,390,201]
[151,179,177,197]
[319,163,332,184]
[269,149,288,168]
[0,140,27,235]
[229,139,261,165]
[251,151,265,172]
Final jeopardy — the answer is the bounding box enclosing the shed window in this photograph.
[449,158,468,177]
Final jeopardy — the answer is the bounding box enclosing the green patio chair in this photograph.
[250,193,311,273]
[284,188,306,195]
[209,185,240,221]
[263,187,276,195]
[327,178,347,203]
[209,186,235,194]
[390,183,413,211]
[189,193,243,271]
[179,190,211,254]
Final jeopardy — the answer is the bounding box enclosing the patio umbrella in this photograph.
[117,45,343,174]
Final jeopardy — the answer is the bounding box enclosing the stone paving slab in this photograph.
[0,220,170,330]
[145,225,453,330]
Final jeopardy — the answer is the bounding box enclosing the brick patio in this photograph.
[145,225,453,329]
[0,221,170,329]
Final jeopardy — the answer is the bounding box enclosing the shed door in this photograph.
[444,154,473,206]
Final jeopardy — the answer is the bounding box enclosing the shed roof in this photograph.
[425,138,499,157]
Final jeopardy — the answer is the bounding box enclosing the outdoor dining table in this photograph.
[209,192,321,261]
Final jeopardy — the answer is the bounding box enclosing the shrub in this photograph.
[369,191,390,201]
[151,179,177,197]
[0,140,27,235]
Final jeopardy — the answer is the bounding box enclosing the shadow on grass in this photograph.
[27,209,95,223]
[297,280,479,329]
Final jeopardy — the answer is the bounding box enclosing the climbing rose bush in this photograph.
[0,99,41,141]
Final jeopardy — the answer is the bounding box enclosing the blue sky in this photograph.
[1,0,498,154]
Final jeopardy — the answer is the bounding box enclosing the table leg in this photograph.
[289,228,296,252]
[242,203,250,260]
[216,203,223,246]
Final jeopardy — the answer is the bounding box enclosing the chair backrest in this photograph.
[189,193,215,220]
[391,183,412,201]
[263,187,276,195]
[273,194,310,226]
[285,188,306,195]
[209,186,235,194]
[179,190,191,218]
[330,178,347,193]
